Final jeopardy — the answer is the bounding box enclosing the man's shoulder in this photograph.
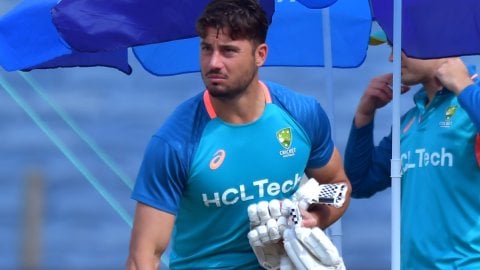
[174,91,205,114]
[154,91,208,142]
[263,80,318,110]
[264,80,313,99]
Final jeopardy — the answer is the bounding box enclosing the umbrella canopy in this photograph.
[0,0,274,74]
[0,0,132,74]
[0,0,371,75]
[50,0,275,52]
[133,0,371,76]
[371,0,480,58]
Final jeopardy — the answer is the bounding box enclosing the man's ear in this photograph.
[255,43,268,67]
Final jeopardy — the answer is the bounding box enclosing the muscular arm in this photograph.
[126,203,175,270]
[303,148,351,229]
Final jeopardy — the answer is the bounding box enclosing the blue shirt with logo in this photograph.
[131,81,334,269]
[345,70,480,269]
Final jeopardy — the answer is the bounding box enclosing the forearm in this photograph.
[344,120,375,191]
[127,203,174,270]
[344,120,391,198]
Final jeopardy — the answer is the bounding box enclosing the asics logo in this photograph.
[210,149,226,170]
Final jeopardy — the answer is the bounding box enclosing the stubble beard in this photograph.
[204,67,258,100]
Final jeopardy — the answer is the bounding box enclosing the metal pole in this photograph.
[321,6,343,254]
[391,0,402,268]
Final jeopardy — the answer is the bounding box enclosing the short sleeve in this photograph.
[131,136,188,215]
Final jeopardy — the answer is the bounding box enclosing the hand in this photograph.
[292,178,348,228]
[436,58,474,95]
[247,179,348,269]
[355,73,410,128]
[283,226,345,270]
[247,200,290,270]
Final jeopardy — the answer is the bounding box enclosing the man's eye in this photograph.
[201,46,212,53]
[223,48,237,55]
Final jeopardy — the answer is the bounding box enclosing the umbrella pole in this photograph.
[391,0,402,269]
[321,7,343,254]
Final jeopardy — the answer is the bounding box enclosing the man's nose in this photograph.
[208,51,223,69]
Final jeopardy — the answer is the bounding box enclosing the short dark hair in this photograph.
[196,0,269,44]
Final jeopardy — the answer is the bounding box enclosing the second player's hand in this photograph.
[355,73,410,128]
[436,58,474,95]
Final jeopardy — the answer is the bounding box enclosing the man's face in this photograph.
[389,49,442,86]
[200,27,265,99]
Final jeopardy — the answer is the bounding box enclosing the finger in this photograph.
[267,218,281,242]
[371,73,393,88]
[257,224,270,244]
[268,199,282,219]
[299,208,319,228]
[257,201,272,223]
[401,85,411,94]
[281,199,293,216]
[277,216,288,236]
[247,204,261,226]
[368,88,393,106]
[367,80,394,99]
[248,228,262,247]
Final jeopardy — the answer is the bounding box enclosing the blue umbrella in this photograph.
[50,0,275,52]
[371,0,480,59]
[133,0,371,76]
[0,0,371,74]
[0,0,274,74]
[0,0,131,74]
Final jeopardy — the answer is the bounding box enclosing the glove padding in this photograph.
[247,178,348,269]
[293,178,348,209]
[247,199,291,269]
[283,226,345,270]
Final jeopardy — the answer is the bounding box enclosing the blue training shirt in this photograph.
[344,68,480,269]
[132,81,334,269]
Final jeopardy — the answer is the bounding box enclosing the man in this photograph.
[126,0,351,269]
[344,32,480,268]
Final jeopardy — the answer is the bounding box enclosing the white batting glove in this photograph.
[282,178,348,270]
[247,199,291,269]
[283,226,345,270]
[247,178,348,269]
[293,178,348,210]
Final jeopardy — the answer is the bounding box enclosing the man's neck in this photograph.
[423,79,444,106]
[210,80,266,124]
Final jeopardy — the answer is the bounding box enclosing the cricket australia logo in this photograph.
[276,127,296,157]
[439,105,457,128]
